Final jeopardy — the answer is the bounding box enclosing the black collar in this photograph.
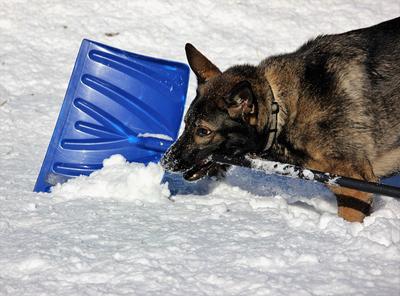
[262,101,279,152]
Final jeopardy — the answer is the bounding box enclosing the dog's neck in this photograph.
[261,84,279,152]
[256,63,300,162]
[263,66,297,132]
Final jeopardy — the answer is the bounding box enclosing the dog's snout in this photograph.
[160,146,178,171]
[160,153,169,169]
[161,140,190,172]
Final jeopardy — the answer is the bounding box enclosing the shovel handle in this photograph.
[211,154,400,199]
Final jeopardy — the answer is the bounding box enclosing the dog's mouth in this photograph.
[183,158,216,181]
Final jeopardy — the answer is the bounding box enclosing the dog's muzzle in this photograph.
[161,149,226,181]
[160,148,182,172]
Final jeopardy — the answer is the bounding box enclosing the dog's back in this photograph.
[358,18,400,176]
[261,17,400,178]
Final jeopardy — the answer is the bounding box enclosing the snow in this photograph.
[52,154,171,203]
[1,0,400,295]
[138,133,174,141]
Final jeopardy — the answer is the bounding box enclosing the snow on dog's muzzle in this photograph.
[183,159,215,181]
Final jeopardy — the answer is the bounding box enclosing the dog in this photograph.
[161,17,400,222]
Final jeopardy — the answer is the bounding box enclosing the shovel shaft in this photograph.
[211,155,400,199]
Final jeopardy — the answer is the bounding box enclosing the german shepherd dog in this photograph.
[161,17,400,222]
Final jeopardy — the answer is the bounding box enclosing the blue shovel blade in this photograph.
[34,39,189,192]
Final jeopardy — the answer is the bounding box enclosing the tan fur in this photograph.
[305,155,376,222]
[372,148,400,177]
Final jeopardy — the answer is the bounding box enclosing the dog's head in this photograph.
[161,44,274,181]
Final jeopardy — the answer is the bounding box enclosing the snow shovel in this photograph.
[34,39,189,192]
[211,154,400,199]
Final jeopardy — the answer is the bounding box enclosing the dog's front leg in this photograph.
[330,187,373,223]
[306,159,377,222]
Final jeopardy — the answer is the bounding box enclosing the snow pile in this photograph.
[52,154,170,203]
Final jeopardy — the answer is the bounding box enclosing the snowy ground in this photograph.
[1,1,400,295]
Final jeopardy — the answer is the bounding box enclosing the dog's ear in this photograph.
[226,81,256,123]
[185,43,221,83]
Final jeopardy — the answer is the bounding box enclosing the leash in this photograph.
[211,154,400,199]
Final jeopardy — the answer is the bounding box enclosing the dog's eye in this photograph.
[196,127,212,137]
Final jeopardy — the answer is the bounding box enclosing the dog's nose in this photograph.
[160,147,177,171]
